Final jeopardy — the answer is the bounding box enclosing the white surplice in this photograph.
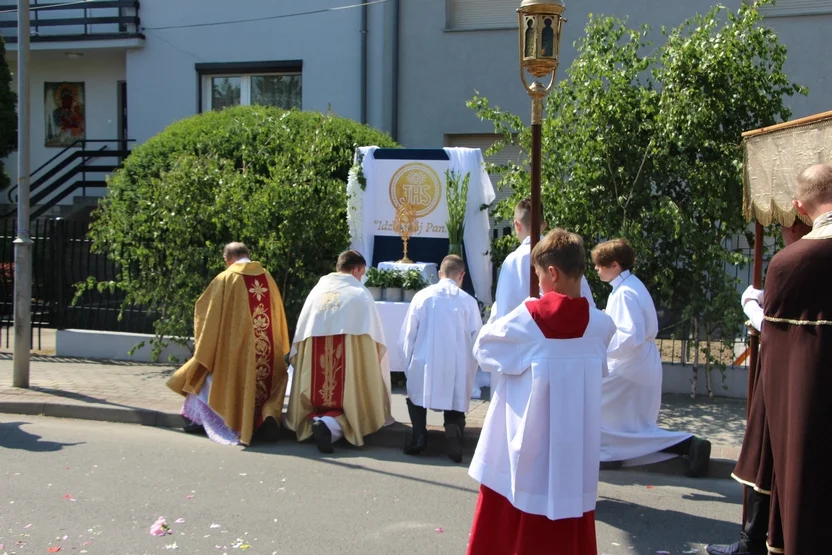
[477,237,595,396]
[600,270,691,465]
[398,278,482,413]
[469,302,616,520]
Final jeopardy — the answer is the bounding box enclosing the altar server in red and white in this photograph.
[467,228,616,555]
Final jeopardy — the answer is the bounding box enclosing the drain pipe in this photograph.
[391,0,400,141]
[360,1,368,124]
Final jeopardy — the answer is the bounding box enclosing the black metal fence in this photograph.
[0,217,155,343]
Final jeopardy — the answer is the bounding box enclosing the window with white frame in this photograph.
[754,0,832,16]
[446,0,519,30]
[197,62,302,112]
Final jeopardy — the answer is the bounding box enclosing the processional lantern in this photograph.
[516,0,566,298]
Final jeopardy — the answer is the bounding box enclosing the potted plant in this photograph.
[403,270,429,302]
[382,269,405,302]
[364,267,384,301]
[445,168,470,257]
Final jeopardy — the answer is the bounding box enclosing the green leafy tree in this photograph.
[0,35,17,190]
[470,1,804,392]
[85,106,397,360]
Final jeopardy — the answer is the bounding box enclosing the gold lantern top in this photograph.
[518,0,566,81]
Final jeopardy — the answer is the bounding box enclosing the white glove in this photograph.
[741,286,764,307]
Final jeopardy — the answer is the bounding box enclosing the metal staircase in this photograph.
[4,139,133,220]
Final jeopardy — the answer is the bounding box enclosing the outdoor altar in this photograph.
[346,147,496,371]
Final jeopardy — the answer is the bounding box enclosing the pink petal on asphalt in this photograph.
[435,528,444,533]
[175,518,185,524]
[186,495,194,499]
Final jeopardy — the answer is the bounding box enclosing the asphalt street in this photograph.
[0,415,743,555]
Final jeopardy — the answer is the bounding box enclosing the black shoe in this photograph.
[685,436,712,478]
[706,541,766,555]
[600,460,624,471]
[311,420,334,454]
[253,416,280,443]
[404,433,427,455]
[183,420,205,435]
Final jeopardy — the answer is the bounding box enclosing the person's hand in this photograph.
[741,286,764,307]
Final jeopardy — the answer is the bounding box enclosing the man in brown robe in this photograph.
[167,242,290,446]
[707,220,810,555]
[710,163,832,554]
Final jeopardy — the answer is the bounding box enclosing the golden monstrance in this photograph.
[392,201,420,264]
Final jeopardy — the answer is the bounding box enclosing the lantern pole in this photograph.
[517,0,565,299]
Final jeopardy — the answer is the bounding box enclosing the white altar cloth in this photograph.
[377,261,439,285]
[375,301,409,373]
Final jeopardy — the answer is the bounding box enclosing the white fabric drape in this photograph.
[444,147,496,305]
[348,146,380,263]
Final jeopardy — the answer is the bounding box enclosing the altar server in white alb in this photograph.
[467,229,616,555]
[480,197,595,398]
[398,255,482,463]
[592,238,711,477]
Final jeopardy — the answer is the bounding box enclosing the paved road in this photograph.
[0,415,743,555]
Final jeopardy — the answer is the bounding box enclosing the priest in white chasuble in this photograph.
[591,239,711,477]
[467,229,616,555]
[167,242,291,446]
[286,250,393,454]
[398,255,482,463]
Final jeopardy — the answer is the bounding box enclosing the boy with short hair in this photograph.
[467,229,616,555]
[398,254,482,463]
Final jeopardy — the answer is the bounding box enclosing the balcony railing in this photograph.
[0,0,143,44]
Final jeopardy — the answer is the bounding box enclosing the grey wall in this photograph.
[397,0,829,148]
[126,0,368,144]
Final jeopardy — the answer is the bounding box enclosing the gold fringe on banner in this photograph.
[742,111,832,226]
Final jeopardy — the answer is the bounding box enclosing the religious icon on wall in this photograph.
[541,18,555,57]
[524,17,535,58]
[45,81,85,147]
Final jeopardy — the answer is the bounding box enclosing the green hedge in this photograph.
[87,106,398,359]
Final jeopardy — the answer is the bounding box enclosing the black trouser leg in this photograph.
[404,398,428,455]
[741,487,769,550]
[443,410,464,463]
[706,487,769,555]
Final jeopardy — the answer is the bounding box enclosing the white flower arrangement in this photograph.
[346,164,364,252]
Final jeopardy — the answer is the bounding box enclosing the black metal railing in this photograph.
[5,138,134,220]
[0,0,142,44]
[0,217,155,339]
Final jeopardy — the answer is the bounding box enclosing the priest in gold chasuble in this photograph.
[286,250,393,453]
[167,243,290,446]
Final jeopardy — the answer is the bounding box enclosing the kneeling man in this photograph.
[286,250,393,453]
[398,255,482,463]
[167,242,290,446]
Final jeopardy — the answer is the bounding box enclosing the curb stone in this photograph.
[0,400,736,478]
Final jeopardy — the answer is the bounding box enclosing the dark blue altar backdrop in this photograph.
[370,149,477,299]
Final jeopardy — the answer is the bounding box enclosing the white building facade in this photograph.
[0,0,829,217]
